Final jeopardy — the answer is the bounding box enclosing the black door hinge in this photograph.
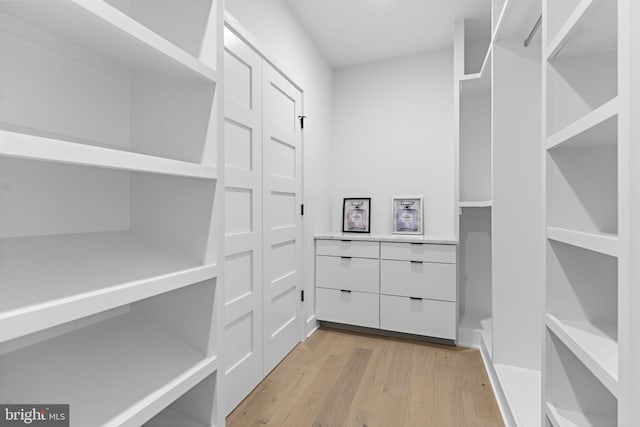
[301,204,304,216]
[301,290,305,302]
[298,115,307,129]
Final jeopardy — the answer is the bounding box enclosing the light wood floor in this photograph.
[227,327,504,427]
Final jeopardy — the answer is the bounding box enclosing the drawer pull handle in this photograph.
[410,260,422,264]
[341,239,352,242]
[410,242,423,245]
[341,256,352,259]
[409,296,423,301]
[340,289,352,293]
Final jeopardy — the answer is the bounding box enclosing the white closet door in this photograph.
[262,63,303,374]
[223,28,263,414]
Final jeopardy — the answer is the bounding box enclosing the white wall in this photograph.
[332,50,456,236]
[224,0,333,335]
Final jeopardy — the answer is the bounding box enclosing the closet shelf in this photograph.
[494,364,541,427]
[545,402,612,427]
[460,200,493,208]
[0,312,218,427]
[145,409,209,427]
[460,48,492,96]
[546,98,618,150]
[0,231,217,343]
[546,0,616,60]
[546,226,619,257]
[0,130,218,180]
[491,0,510,42]
[546,314,618,397]
[0,0,217,83]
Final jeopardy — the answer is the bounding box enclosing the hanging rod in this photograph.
[524,14,542,47]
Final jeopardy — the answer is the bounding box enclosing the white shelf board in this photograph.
[0,0,217,83]
[546,0,616,60]
[460,48,492,96]
[0,231,217,343]
[460,200,493,208]
[546,402,613,427]
[546,98,618,151]
[491,0,511,41]
[145,409,208,427]
[0,129,217,180]
[0,312,218,427]
[546,227,619,257]
[494,364,541,427]
[545,314,618,397]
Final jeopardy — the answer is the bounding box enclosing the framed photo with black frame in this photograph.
[391,195,423,235]
[342,198,371,233]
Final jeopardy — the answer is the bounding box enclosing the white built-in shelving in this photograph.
[455,12,493,365]
[0,0,224,425]
[543,0,625,423]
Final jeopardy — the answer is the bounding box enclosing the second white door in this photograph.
[262,63,304,375]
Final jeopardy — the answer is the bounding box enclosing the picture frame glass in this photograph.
[342,198,371,233]
[392,196,423,234]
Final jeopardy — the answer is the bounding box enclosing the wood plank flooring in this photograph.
[227,328,504,427]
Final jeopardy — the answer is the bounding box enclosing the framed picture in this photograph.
[392,196,423,235]
[342,198,371,233]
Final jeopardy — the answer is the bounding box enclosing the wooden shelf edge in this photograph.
[0,130,218,180]
[545,314,619,398]
[74,0,218,82]
[545,0,596,60]
[0,264,218,344]
[111,356,218,427]
[546,226,619,257]
[546,98,619,150]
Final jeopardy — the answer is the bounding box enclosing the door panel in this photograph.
[223,28,263,415]
[262,64,303,375]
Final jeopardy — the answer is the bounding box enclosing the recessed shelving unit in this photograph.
[0,282,218,427]
[547,144,618,236]
[543,0,622,422]
[545,0,617,135]
[545,333,617,426]
[0,157,217,342]
[455,18,493,359]
[0,1,216,164]
[144,373,218,427]
[546,240,618,393]
[0,0,223,424]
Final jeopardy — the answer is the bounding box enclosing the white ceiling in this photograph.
[285,0,491,68]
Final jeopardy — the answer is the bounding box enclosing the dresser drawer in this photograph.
[380,242,456,263]
[380,259,455,301]
[380,295,456,339]
[316,239,379,259]
[316,288,379,328]
[316,256,379,293]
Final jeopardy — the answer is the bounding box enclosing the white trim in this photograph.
[223,11,303,93]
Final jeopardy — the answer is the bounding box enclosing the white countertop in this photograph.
[314,232,458,245]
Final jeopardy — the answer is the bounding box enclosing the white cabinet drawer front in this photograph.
[316,288,379,328]
[380,295,456,339]
[380,242,456,263]
[316,239,379,258]
[380,260,456,301]
[316,256,379,293]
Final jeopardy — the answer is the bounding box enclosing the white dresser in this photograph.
[315,234,458,341]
